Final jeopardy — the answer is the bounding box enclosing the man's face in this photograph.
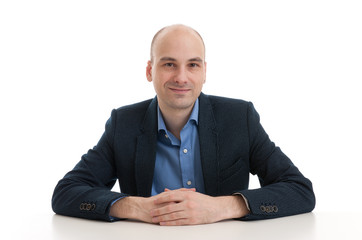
[146,27,206,113]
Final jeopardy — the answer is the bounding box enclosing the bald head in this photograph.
[146,24,207,116]
[150,24,205,63]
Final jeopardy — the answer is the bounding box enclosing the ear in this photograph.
[203,61,207,83]
[146,60,153,82]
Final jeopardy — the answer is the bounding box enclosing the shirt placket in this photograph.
[179,123,195,189]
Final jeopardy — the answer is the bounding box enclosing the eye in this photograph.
[164,63,175,67]
[189,63,199,68]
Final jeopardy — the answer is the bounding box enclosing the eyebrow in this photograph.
[159,57,203,62]
[159,57,177,62]
[189,57,203,62]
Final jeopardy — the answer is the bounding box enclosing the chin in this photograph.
[169,100,195,110]
[174,102,194,110]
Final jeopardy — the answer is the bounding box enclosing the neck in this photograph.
[159,104,194,140]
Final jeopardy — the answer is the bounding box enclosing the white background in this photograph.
[1,0,361,227]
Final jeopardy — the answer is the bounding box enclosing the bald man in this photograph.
[52,25,315,226]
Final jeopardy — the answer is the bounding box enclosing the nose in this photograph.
[173,66,188,85]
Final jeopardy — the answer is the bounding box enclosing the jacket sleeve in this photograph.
[51,110,127,221]
[236,102,316,220]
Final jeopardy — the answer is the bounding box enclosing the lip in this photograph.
[169,88,191,94]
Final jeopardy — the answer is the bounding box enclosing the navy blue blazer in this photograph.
[52,93,315,221]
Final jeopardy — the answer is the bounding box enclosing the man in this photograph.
[52,24,315,226]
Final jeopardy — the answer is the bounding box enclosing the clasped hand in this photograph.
[150,188,220,226]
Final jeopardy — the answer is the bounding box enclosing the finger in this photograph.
[178,188,196,192]
[164,188,195,192]
[151,210,186,224]
[156,188,199,205]
[159,218,192,226]
[150,202,182,218]
[154,191,183,205]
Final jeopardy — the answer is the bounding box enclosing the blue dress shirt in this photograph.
[151,99,205,195]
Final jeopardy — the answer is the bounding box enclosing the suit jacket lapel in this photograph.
[198,93,219,196]
[134,97,158,197]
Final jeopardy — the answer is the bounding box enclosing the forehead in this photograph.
[153,27,205,61]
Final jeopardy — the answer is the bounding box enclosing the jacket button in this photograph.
[83,203,87,210]
[273,205,278,212]
[265,206,272,213]
[260,205,266,212]
[86,204,91,210]
[91,204,96,210]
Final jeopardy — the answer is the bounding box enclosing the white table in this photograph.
[6,212,361,240]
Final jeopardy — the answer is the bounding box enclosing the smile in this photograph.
[169,88,191,94]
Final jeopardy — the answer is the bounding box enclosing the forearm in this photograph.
[52,181,123,221]
[215,195,250,221]
[237,179,315,220]
[109,196,154,223]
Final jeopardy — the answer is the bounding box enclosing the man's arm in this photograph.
[234,102,316,220]
[52,111,125,221]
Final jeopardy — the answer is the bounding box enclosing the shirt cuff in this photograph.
[232,192,250,211]
[109,196,125,221]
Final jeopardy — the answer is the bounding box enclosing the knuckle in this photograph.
[186,201,196,209]
[166,205,173,212]
[152,209,160,215]
[168,192,175,201]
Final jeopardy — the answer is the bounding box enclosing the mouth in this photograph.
[169,88,191,94]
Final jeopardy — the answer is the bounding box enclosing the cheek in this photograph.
[197,81,205,90]
[152,73,169,89]
[157,72,174,84]
[194,73,206,88]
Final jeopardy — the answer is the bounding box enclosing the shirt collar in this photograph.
[157,98,199,132]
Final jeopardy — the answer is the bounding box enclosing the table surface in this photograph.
[5,212,362,240]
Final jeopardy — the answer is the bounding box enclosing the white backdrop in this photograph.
[1,0,361,224]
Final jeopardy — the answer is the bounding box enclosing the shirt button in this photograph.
[165,134,168,138]
[187,180,192,186]
[183,148,188,154]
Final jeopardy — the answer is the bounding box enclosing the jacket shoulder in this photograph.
[107,98,155,135]
[114,98,154,114]
[204,94,251,111]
